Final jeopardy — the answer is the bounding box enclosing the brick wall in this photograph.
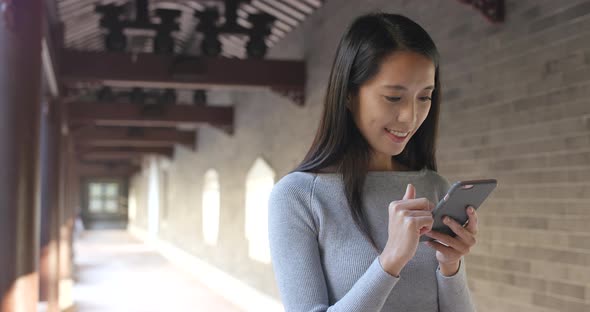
[434,1,590,311]
[129,0,590,310]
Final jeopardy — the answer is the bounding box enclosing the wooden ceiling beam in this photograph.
[77,146,174,161]
[67,100,234,134]
[77,161,141,177]
[73,127,197,150]
[60,49,305,93]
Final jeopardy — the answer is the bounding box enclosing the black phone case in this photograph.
[420,179,497,242]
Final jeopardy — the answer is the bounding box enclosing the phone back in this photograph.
[428,179,497,239]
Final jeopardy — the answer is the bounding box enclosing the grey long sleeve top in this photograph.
[268,168,476,312]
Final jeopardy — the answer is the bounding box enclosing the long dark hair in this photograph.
[292,13,442,251]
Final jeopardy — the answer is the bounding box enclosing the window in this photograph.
[202,169,220,246]
[245,157,275,263]
[88,182,120,214]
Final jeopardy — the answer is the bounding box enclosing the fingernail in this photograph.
[468,206,475,213]
[443,217,450,223]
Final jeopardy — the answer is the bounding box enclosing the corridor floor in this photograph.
[72,230,244,312]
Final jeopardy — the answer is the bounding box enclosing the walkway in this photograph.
[72,230,243,312]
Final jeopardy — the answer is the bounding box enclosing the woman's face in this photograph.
[350,51,435,168]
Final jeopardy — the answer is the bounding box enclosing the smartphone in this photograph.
[420,179,497,242]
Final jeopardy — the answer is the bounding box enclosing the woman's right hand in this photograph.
[378,183,434,277]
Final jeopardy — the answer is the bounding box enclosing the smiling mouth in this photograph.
[385,128,410,137]
[384,128,411,144]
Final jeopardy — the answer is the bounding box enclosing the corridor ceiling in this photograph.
[45,0,322,174]
[56,0,323,58]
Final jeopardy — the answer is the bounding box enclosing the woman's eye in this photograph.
[384,96,402,102]
[385,96,432,103]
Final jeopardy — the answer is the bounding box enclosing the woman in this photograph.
[268,13,477,311]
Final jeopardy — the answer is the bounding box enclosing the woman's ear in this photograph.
[345,94,354,111]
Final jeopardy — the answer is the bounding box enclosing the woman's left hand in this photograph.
[423,206,478,276]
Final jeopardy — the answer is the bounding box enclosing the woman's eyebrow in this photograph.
[382,85,435,90]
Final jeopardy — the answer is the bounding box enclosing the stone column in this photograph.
[0,0,43,311]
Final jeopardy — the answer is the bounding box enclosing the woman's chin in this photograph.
[387,143,407,155]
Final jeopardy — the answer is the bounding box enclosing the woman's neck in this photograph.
[317,159,411,174]
[368,157,409,172]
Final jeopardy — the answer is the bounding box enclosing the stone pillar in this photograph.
[57,102,75,312]
[0,0,43,311]
[39,99,61,312]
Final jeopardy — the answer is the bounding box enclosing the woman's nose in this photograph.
[396,101,415,124]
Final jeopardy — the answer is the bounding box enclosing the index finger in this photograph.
[390,198,435,211]
[464,206,479,235]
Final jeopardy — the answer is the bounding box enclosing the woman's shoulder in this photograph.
[270,171,319,202]
[274,170,318,188]
[269,171,320,230]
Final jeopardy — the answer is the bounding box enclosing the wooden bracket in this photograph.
[457,0,504,23]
